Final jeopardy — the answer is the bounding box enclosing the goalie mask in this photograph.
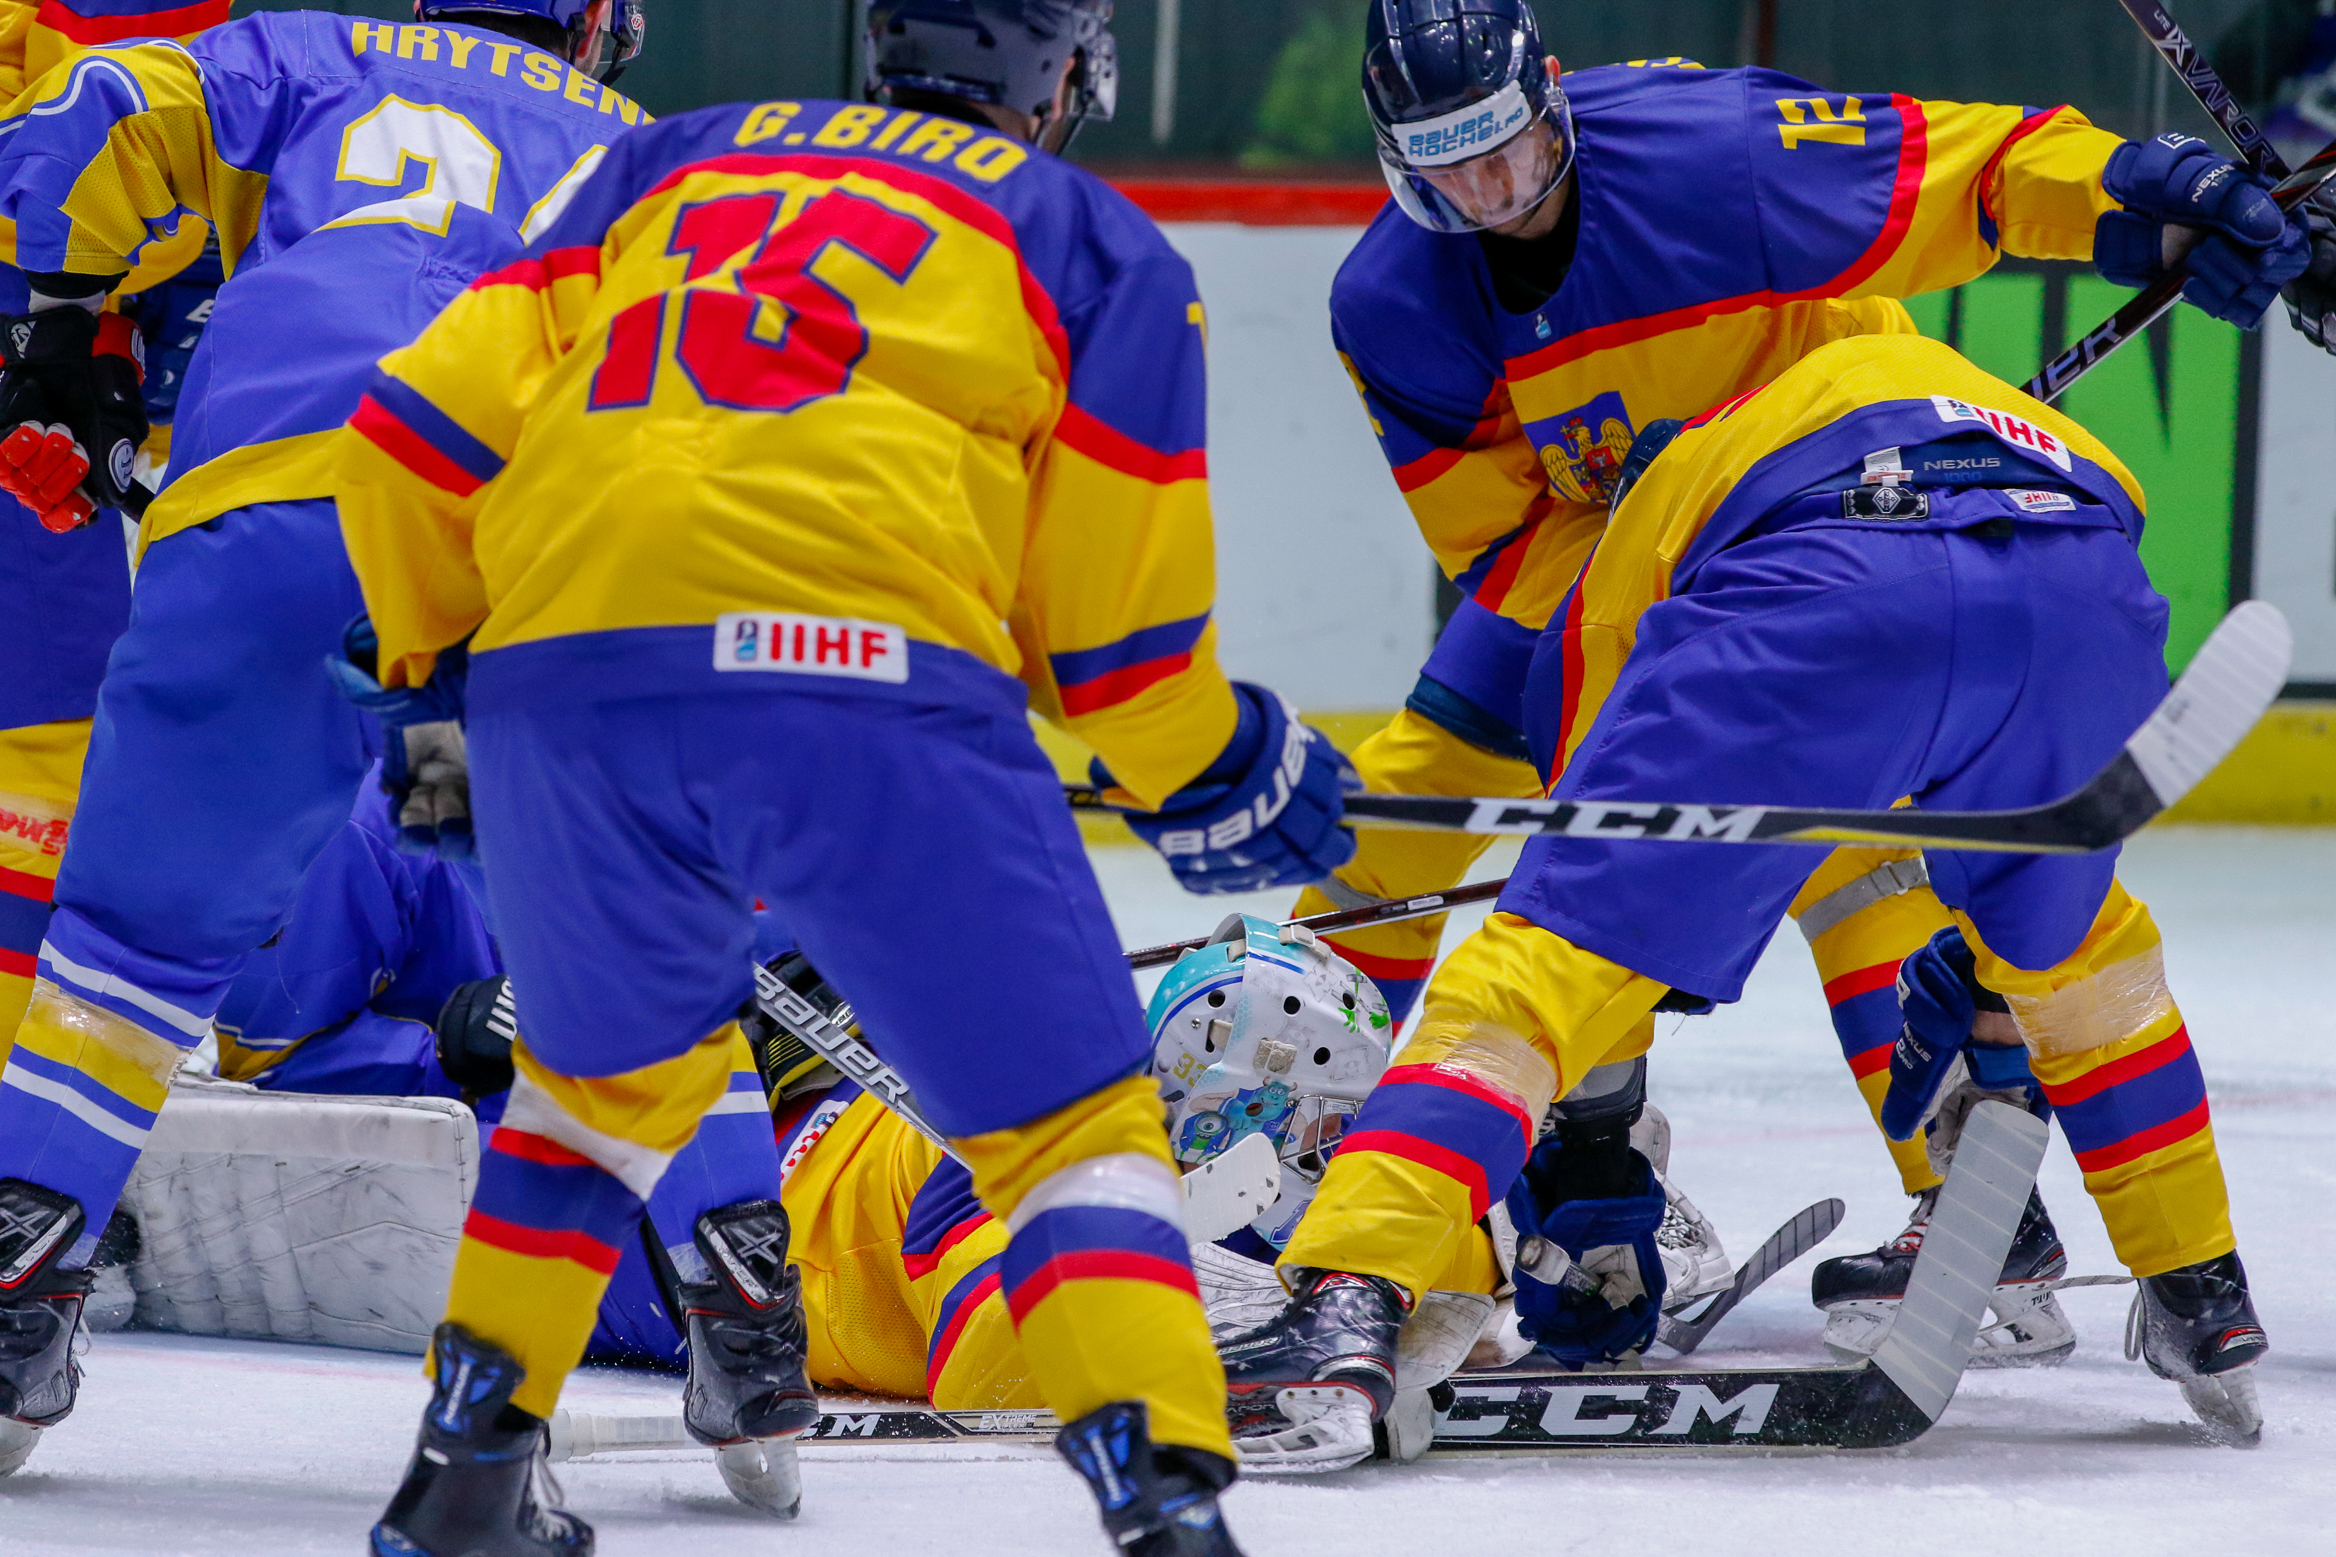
[1147,914,1393,1247]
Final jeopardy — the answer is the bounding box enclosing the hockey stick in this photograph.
[1122,878,1510,970]
[1072,602,2291,856]
[2025,136,2336,402]
[2109,1,2288,178]
[553,1102,2047,1457]
[746,960,1283,1243]
[1656,1198,1845,1357]
[2023,0,2336,402]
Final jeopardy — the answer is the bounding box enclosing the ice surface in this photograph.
[3,828,2328,1555]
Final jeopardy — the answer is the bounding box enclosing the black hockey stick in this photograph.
[1656,1198,1845,1357]
[1123,878,1510,970]
[2110,1,2287,178]
[2023,0,2335,402]
[1073,602,2291,856]
[2025,136,2336,402]
[552,1102,2047,1457]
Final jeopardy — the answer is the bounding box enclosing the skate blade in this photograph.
[2178,1369,2263,1448]
[0,1419,38,1478]
[1823,1287,2077,1368]
[1230,1385,1375,1475]
[715,1436,804,1516]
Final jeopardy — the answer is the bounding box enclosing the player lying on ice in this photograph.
[161,836,1730,1476]
[1298,0,2334,1376]
[1202,331,2272,1466]
[0,0,648,1482]
[319,0,1374,1550]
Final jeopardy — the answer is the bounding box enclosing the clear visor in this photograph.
[1380,96,1574,235]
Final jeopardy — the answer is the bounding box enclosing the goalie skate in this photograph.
[1814,1185,2075,1368]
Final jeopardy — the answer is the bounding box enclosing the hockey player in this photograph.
[1291,0,2319,1363]
[334,3,1352,1551]
[1227,331,2272,1447]
[0,0,647,1483]
[0,0,230,1052]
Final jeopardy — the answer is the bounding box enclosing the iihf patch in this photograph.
[2006,488,2076,513]
[1841,485,1930,520]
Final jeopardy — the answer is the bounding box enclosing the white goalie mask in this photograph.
[1146,914,1394,1248]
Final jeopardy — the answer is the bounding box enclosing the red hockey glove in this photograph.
[0,306,148,531]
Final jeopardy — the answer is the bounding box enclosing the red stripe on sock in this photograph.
[0,865,55,903]
[462,1208,623,1275]
[2071,1101,2212,1174]
[2044,1026,2192,1108]
[924,1269,1002,1395]
[1822,961,1898,1007]
[1003,1250,1199,1324]
[1335,1127,1494,1220]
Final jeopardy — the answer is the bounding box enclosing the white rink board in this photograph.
[1160,222,1433,710]
[2253,322,2336,686]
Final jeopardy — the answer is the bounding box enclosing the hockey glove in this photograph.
[433,975,517,1097]
[325,614,475,861]
[2284,198,2336,354]
[1608,417,1683,516]
[1503,1136,1668,1368]
[1094,681,1357,894]
[0,302,149,532]
[1880,925,2034,1141]
[2096,134,2310,329]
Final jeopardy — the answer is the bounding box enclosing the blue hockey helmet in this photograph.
[415,1,646,83]
[1363,0,1575,234]
[866,0,1118,151]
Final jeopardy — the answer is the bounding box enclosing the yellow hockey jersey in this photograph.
[338,97,1239,807]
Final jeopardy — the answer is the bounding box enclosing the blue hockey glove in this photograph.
[2097,134,2310,328]
[1504,1138,1668,1368]
[1093,681,1357,894]
[326,613,475,861]
[1880,926,1991,1141]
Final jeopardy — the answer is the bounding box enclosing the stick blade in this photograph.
[1869,1102,2050,1424]
[2123,601,2292,810]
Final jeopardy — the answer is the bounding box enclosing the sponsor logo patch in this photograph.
[2006,488,2076,513]
[1929,396,2074,472]
[1841,484,1930,520]
[1398,81,1534,167]
[715,612,908,683]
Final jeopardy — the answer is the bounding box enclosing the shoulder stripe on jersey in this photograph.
[1053,401,1204,483]
[36,0,229,45]
[351,370,505,497]
[1386,384,1511,490]
[1503,96,1930,380]
[473,245,602,295]
[1051,612,1210,718]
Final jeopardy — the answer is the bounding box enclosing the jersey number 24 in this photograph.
[587,188,936,414]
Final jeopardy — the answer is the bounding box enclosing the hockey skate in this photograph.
[1630,1106,1733,1311]
[372,1323,591,1557]
[2125,1251,2268,1446]
[0,1179,93,1479]
[1814,1185,2075,1367]
[1057,1400,1243,1557]
[677,1198,818,1517]
[1216,1268,1404,1473]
